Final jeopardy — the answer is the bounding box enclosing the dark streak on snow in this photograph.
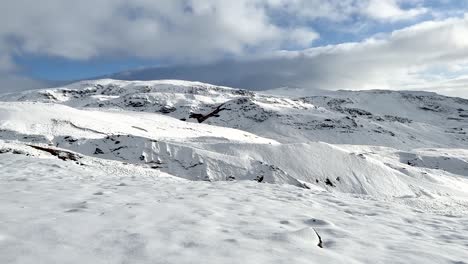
[313,228,324,248]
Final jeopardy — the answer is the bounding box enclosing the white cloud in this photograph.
[0,0,428,63]
[110,14,468,98]
[0,0,321,63]
[280,13,468,97]
[364,0,427,21]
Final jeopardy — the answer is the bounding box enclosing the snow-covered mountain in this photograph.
[1,79,468,263]
[1,79,467,194]
[3,79,467,148]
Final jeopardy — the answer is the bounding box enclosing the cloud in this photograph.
[1,0,465,97]
[0,0,428,63]
[109,14,468,98]
[0,74,50,93]
[364,0,427,21]
[408,75,468,98]
[269,0,427,22]
[0,0,321,63]
[0,54,15,72]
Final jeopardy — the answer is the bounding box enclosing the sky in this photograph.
[1,0,468,98]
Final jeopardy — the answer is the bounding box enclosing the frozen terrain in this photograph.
[1,79,468,263]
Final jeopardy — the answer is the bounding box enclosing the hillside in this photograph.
[1,79,467,263]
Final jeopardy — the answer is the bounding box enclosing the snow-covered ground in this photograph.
[1,79,468,263]
[1,151,467,264]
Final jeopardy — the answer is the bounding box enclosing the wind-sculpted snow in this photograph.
[1,80,468,263]
[1,152,468,264]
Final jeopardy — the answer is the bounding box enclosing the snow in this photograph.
[1,152,467,264]
[4,79,466,149]
[0,102,276,144]
[1,79,468,263]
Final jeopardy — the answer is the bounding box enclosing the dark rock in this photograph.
[160,105,176,114]
[94,148,104,155]
[325,178,335,187]
[27,145,81,162]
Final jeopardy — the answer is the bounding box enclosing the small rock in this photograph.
[94,148,104,155]
[325,178,335,187]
